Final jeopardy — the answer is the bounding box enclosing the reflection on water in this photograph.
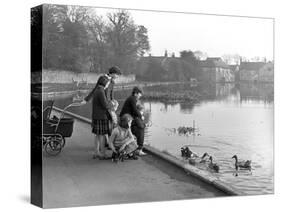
[52,82,274,195]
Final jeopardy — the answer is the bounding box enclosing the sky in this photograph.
[94,7,274,61]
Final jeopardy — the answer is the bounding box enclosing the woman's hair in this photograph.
[97,75,110,87]
[119,114,133,129]
[132,86,143,96]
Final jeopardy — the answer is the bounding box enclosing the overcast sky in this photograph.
[95,7,274,60]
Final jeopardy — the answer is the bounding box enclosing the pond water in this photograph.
[53,82,274,195]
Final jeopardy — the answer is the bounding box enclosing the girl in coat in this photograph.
[84,76,110,159]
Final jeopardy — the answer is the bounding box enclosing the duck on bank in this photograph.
[208,156,220,173]
[180,146,210,165]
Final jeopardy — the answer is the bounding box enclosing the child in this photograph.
[131,104,147,156]
[108,99,119,128]
[108,114,138,161]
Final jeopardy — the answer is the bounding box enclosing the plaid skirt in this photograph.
[92,119,110,135]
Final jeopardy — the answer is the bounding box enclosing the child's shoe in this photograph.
[138,150,147,156]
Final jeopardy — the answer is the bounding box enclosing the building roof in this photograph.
[206,57,221,61]
[240,62,266,71]
[200,57,229,69]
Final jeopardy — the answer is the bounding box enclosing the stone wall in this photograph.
[31,70,136,84]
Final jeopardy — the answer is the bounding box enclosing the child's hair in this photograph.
[136,104,144,111]
[119,114,133,129]
[132,86,143,96]
[108,66,122,75]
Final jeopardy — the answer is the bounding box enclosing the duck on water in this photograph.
[232,155,252,171]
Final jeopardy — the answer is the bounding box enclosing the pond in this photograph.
[53,82,274,195]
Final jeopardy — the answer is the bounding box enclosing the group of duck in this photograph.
[180,146,252,173]
[177,126,196,135]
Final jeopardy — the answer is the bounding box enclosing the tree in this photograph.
[179,50,203,79]
[105,10,150,74]
[193,50,208,60]
[42,5,93,72]
[42,5,68,70]
[41,6,150,74]
[144,58,165,81]
[86,15,108,73]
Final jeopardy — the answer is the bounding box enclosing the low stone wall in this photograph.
[31,70,135,84]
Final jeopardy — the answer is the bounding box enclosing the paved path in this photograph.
[43,118,225,208]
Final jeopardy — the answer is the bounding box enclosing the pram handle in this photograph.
[62,101,86,112]
[60,101,86,119]
[54,101,85,132]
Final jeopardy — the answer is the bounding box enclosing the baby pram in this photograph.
[42,100,83,156]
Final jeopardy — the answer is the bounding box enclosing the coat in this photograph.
[131,117,145,129]
[119,95,142,119]
[84,85,109,120]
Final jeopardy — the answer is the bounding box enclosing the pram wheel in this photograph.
[61,137,66,148]
[44,137,62,156]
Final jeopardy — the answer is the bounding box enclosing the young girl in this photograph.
[108,114,138,160]
[83,75,110,159]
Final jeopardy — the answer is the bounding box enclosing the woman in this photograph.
[83,76,110,159]
[108,114,138,160]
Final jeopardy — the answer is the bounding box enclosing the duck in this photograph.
[208,156,220,173]
[181,146,201,158]
[232,155,251,171]
[181,146,194,159]
[199,152,210,163]
[188,152,209,165]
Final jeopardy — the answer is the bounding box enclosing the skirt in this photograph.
[92,119,110,135]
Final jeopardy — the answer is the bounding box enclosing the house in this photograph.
[239,62,274,82]
[229,64,240,81]
[200,57,234,82]
[258,62,274,82]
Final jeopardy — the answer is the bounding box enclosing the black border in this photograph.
[31,4,43,208]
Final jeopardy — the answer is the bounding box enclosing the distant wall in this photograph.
[31,70,136,84]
